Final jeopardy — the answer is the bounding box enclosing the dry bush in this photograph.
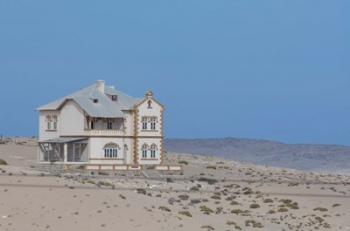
[159,206,171,212]
[200,205,214,215]
[245,220,264,228]
[314,207,328,212]
[206,166,217,170]
[250,203,261,209]
[178,211,192,217]
[178,160,188,165]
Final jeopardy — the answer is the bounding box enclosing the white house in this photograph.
[37,80,165,166]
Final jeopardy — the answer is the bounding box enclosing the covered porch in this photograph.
[38,138,88,163]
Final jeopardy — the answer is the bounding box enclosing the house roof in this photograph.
[37,82,143,118]
[39,137,88,144]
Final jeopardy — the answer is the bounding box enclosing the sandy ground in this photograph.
[0,138,350,231]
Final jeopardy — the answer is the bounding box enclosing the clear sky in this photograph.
[0,0,349,145]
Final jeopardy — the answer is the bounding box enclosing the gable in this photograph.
[135,97,164,111]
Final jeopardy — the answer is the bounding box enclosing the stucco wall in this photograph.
[88,137,134,165]
[137,137,162,165]
[137,98,163,137]
[123,110,134,136]
[60,100,86,136]
[39,111,60,141]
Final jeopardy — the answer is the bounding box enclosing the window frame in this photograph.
[103,143,120,159]
[150,144,157,158]
[46,115,58,131]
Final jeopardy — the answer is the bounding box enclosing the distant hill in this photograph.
[165,138,350,174]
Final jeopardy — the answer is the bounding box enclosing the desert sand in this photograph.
[0,138,349,231]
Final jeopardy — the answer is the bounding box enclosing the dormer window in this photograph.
[93,99,98,103]
[111,95,118,101]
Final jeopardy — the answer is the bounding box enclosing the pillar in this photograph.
[64,143,68,163]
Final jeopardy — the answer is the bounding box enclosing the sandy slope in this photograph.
[0,139,350,231]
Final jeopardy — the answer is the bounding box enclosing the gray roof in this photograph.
[37,82,143,118]
[39,137,88,144]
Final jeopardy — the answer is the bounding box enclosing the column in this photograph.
[64,143,68,163]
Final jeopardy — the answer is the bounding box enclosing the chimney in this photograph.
[96,80,105,93]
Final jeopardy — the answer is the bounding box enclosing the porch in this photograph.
[38,138,88,163]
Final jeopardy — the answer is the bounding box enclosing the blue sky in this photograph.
[0,0,349,145]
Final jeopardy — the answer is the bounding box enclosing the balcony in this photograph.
[84,129,126,136]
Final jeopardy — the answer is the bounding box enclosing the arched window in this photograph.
[150,144,157,158]
[103,143,120,158]
[147,100,152,109]
[142,144,148,158]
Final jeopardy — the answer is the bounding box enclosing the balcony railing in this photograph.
[84,129,126,136]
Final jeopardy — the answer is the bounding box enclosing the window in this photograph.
[150,144,157,158]
[147,100,152,109]
[111,95,118,101]
[150,117,157,130]
[103,143,120,158]
[46,115,58,131]
[53,116,57,130]
[141,116,158,131]
[93,99,98,103]
[142,117,148,130]
[90,121,94,130]
[107,121,113,130]
[142,144,148,158]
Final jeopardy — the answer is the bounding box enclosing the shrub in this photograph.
[279,199,299,209]
[178,211,192,217]
[231,209,250,216]
[136,188,147,195]
[206,166,217,170]
[230,200,240,206]
[0,159,7,165]
[226,221,242,230]
[178,194,190,201]
[190,186,200,191]
[200,205,214,215]
[245,220,264,228]
[315,216,325,223]
[97,181,114,188]
[211,195,221,200]
[178,160,188,165]
[85,180,96,185]
[215,207,223,214]
[159,206,171,212]
[250,203,261,209]
[314,207,328,212]
[278,208,288,213]
[98,171,109,176]
[190,199,201,204]
[198,177,218,185]
[263,198,273,203]
[267,210,276,214]
[201,225,215,230]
